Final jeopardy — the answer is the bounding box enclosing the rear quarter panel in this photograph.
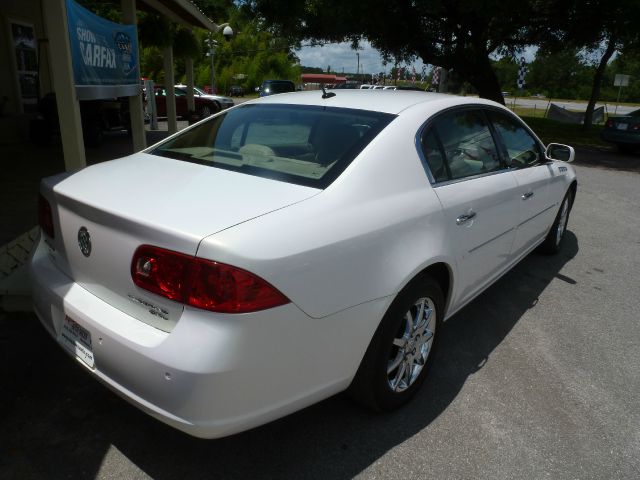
[197,106,457,319]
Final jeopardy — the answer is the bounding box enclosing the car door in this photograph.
[421,109,520,306]
[487,110,559,257]
[173,88,188,116]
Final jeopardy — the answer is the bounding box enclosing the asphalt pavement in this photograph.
[1,149,639,480]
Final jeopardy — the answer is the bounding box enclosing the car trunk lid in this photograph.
[43,153,319,331]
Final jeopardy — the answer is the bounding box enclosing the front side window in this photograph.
[151,104,395,188]
[433,110,503,180]
[488,111,542,168]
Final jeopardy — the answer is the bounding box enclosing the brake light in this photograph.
[605,119,614,128]
[131,245,290,313]
[632,124,640,131]
[38,194,54,238]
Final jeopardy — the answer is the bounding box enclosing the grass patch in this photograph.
[518,116,610,149]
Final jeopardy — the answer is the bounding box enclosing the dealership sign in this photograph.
[66,0,139,99]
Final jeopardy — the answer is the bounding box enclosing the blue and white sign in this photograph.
[66,0,139,99]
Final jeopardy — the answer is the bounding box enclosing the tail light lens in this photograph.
[38,194,54,238]
[131,245,290,314]
[631,124,640,131]
[605,119,614,128]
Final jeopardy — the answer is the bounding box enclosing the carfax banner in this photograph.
[66,0,139,99]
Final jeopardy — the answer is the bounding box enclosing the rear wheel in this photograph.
[349,275,444,411]
[198,105,212,119]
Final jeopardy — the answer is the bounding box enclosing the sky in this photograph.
[296,40,428,76]
[296,40,539,77]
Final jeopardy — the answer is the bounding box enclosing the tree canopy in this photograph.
[246,0,557,103]
[247,0,640,108]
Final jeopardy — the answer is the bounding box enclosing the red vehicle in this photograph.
[153,86,233,119]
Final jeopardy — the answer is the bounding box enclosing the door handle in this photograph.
[522,191,534,200]
[456,211,476,225]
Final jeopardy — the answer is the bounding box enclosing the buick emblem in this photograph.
[78,227,92,257]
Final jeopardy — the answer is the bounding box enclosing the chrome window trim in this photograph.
[414,105,512,187]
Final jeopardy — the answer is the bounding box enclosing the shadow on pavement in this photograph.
[573,145,640,173]
[0,233,579,479]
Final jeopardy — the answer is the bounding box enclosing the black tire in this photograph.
[539,190,573,254]
[348,275,444,411]
[198,105,212,119]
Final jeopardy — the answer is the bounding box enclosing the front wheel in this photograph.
[539,191,573,254]
[349,275,444,411]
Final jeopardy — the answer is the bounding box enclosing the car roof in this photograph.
[249,90,502,115]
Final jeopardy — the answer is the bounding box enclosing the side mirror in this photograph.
[546,143,575,163]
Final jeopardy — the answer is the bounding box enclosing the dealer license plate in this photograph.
[59,316,95,368]
[616,123,628,130]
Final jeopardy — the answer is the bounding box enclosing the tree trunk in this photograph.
[465,55,505,105]
[583,36,616,130]
[419,51,505,105]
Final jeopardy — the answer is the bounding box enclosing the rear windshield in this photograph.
[150,104,395,188]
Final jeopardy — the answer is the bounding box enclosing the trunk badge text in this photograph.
[78,227,92,257]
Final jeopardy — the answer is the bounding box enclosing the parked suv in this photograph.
[258,80,296,97]
[228,85,244,97]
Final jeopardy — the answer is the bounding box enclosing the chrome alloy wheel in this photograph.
[386,297,436,392]
[556,198,569,246]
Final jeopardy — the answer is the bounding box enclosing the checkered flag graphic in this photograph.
[421,65,427,82]
[517,57,527,89]
[432,67,441,87]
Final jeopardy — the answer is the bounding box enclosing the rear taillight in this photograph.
[38,194,54,238]
[605,119,614,128]
[131,245,290,313]
[631,124,640,131]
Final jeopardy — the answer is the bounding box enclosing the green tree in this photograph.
[245,0,565,104]
[492,57,519,94]
[540,0,640,128]
[527,49,593,99]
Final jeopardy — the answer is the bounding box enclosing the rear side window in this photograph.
[151,104,395,188]
[421,130,449,183]
[488,111,542,168]
[433,110,502,180]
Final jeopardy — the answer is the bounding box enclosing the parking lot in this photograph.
[1,150,639,480]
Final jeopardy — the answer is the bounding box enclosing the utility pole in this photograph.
[206,33,217,93]
[356,52,360,83]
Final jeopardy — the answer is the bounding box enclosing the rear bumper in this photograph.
[29,236,386,438]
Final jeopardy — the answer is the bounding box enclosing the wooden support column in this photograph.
[163,46,177,134]
[121,0,146,151]
[43,0,86,171]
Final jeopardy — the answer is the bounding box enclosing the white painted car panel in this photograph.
[432,173,520,307]
[30,90,577,438]
[40,154,319,330]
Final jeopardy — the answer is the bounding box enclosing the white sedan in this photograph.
[31,90,577,438]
